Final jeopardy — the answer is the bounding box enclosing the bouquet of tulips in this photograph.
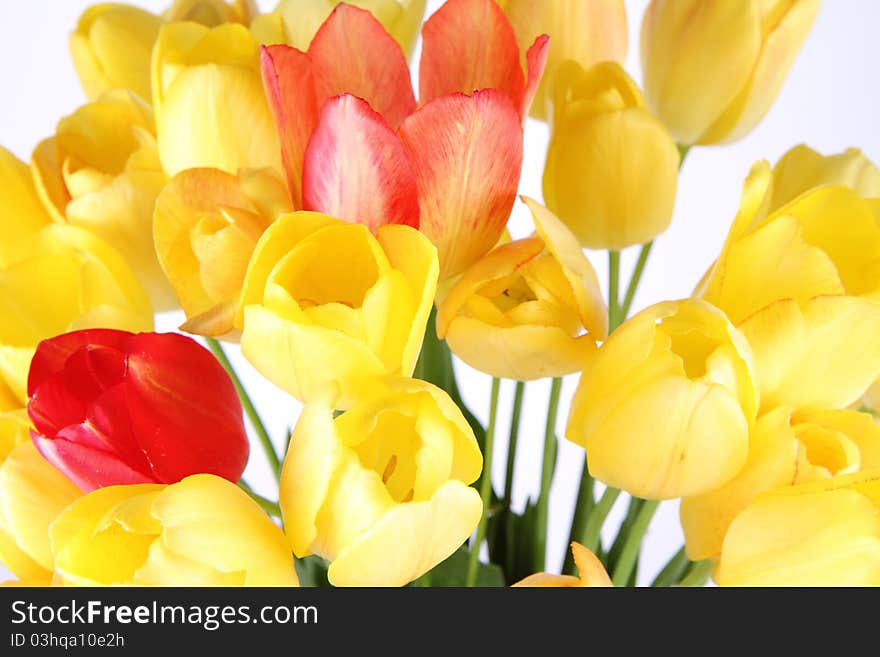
[2,0,877,589]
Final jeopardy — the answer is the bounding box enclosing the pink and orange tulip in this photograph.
[260,0,548,280]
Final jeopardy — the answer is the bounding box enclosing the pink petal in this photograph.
[308,4,416,129]
[303,94,419,230]
[398,89,523,279]
[520,35,550,122]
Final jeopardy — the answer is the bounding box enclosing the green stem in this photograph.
[610,500,659,586]
[503,381,526,505]
[206,338,282,480]
[580,486,621,553]
[534,377,563,572]
[238,481,281,518]
[466,377,500,587]
[608,250,621,329]
[562,455,594,575]
[651,546,691,587]
[620,242,653,321]
[679,559,714,587]
[606,496,645,572]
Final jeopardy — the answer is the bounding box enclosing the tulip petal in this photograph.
[0,147,51,268]
[717,488,880,586]
[519,35,550,122]
[33,434,155,492]
[740,296,880,411]
[151,474,298,586]
[302,95,419,230]
[398,90,523,279]
[124,333,248,484]
[419,0,524,109]
[260,45,322,208]
[374,225,439,375]
[327,480,481,586]
[0,441,81,573]
[307,4,416,128]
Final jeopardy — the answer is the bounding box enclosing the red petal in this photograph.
[28,328,132,397]
[520,35,550,122]
[123,333,249,483]
[28,372,88,436]
[303,94,419,230]
[261,45,323,209]
[419,0,524,108]
[398,89,523,279]
[87,384,155,477]
[33,433,155,493]
[308,4,416,129]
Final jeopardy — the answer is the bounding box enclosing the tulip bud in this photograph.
[51,474,298,586]
[239,212,438,409]
[0,225,152,407]
[641,0,820,145]
[152,22,282,178]
[0,440,81,583]
[699,161,880,325]
[503,0,628,121]
[682,406,880,561]
[251,0,426,60]
[512,542,612,587]
[0,147,51,269]
[543,62,679,250]
[70,4,162,102]
[567,299,758,500]
[27,329,249,492]
[153,167,292,337]
[437,197,608,380]
[770,144,880,211]
[31,90,174,310]
[280,377,482,586]
[716,471,880,586]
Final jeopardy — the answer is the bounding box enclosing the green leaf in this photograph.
[295,555,331,587]
[413,545,505,587]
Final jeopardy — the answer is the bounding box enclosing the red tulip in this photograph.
[27,329,249,492]
[260,0,548,280]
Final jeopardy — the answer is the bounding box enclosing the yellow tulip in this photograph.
[239,212,438,408]
[681,406,880,561]
[70,4,163,102]
[567,298,757,500]
[31,90,174,310]
[503,0,627,121]
[152,22,283,178]
[153,167,291,337]
[543,62,679,250]
[0,224,152,405]
[251,0,427,59]
[436,197,607,380]
[0,147,51,269]
[641,0,820,145]
[699,161,880,325]
[164,0,258,25]
[280,377,482,586]
[51,474,298,586]
[512,542,612,587]
[0,440,82,583]
[716,470,880,586]
[770,145,880,211]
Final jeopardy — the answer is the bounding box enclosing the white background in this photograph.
[1,0,877,585]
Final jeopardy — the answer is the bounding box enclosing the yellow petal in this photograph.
[0,147,51,268]
[150,474,298,586]
[640,0,761,145]
[717,487,880,586]
[771,145,880,211]
[328,480,482,586]
[740,296,880,411]
[70,4,161,101]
